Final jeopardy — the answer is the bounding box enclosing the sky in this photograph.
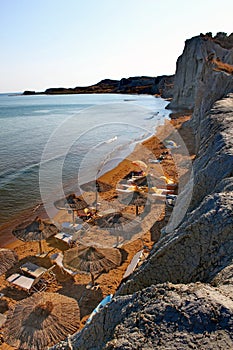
[0,0,233,93]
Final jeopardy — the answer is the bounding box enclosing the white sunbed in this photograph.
[50,252,77,276]
[61,222,83,231]
[116,188,137,193]
[61,221,73,229]
[54,232,73,245]
[7,273,47,294]
[20,262,47,279]
[123,250,144,280]
[96,208,117,217]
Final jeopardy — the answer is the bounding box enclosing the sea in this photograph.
[0,92,171,242]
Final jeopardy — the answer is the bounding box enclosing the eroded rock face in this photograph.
[50,36,233,350]
[51,283,233,350]
[168,35,233,113]
[118,95,233,295]
[51,98,233,350]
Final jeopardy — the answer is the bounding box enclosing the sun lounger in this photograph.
[20,262,47,279]
[50,253,77,276]
[61,222,83,232]
[7,273,47,294]
[54,232,73,245]
[123,250,144,280]
[96,208,117,217]
[20,262,56,282]
[148,159,162,164]
[150,187,173,194]
[116,188,137,193]
[61,221,73,230]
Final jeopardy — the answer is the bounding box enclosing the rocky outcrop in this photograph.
[51,283,233,349]
[50,35,233,350]
[22,75,174,97]
[118,94,233,295]
[168,34,233,113]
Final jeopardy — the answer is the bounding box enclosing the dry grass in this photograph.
[212,58,233,75]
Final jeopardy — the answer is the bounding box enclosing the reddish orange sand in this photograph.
[0,113,195,349]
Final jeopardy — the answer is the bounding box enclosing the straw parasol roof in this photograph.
[54,193,88,211]
[80,180,112,210]
[63,245,122,285]
[80,179,112,193]
[96,212,141,246]
[0,248,18,275]
[132,173,158,187]
[131,160,148,172]
[12,217,58,255]
[54,193,88,223]
[120,190,149,216]
[3,292,80,350]
[132,174,177,190]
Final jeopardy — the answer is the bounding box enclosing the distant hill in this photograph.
[22,75,174,98]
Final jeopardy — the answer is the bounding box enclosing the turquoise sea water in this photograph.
[0,93,170,228]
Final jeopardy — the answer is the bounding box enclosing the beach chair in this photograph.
[122,249,144,280]
[50,253,77,277]
[61,221,73,232]
[20,261,56,282]
[7,273,47,294]
[20,262,47,279]
[96,208,117,217]
[41,264,57,283]
[54,232,73,246]
[116,188,136,193]
[61,222,83,233]
[70,222,91,243]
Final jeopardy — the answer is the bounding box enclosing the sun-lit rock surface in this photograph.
[50,33,233,350]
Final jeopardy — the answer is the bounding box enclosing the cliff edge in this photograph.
[50,34,233,349]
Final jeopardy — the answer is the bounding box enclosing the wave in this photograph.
[104,136,118,144]
[0,152,68,188]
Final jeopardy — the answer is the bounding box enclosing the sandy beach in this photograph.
[0,112,194,348]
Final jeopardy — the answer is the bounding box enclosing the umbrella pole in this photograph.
[72,210,75,225]
[95,191,98,211]
[136,205,139,216]
[38,240,43,255]
[90,272,95,286]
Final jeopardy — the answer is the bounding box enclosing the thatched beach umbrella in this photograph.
[4,292,80,350]
[132,174,177,191]
[63,245,122,285]
[96,212,141,246]
[131,173,157,187]
[12,217,58,255]
[80,180,112,210]
[54,193,88,223]
[120,190,149,216]
[131,160,148,173]
[0,248,18,275]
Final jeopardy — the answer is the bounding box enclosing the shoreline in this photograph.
[2,111,194,250]
[0,125,155,247]
[0,93,171,246]
[0,111,195,347]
